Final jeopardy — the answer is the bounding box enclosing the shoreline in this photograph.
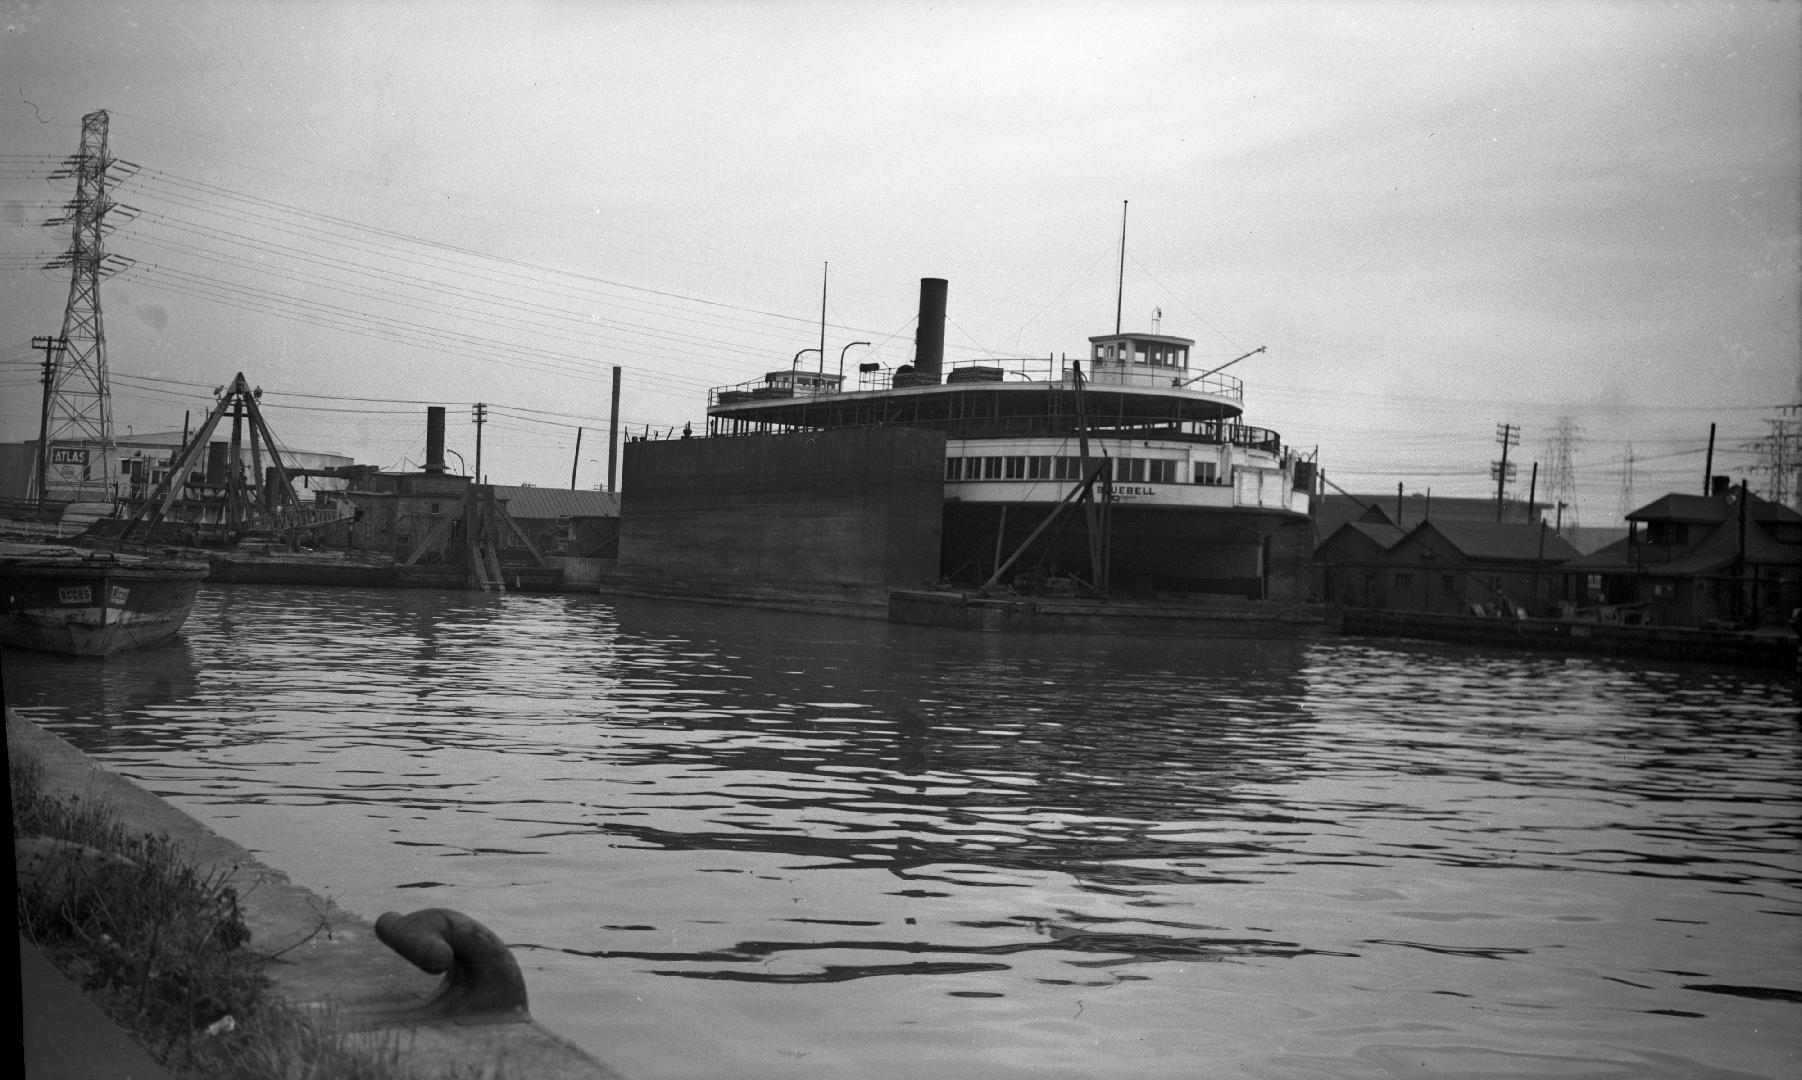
[7,707,628,1080]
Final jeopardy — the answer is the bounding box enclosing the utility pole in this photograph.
[1703,423,1716,494]
[472,402,487,484]
[570,426,582,490]
[30,335,67,507]
[607,366,621,493]
[1492,422,1519,522]
[1616,443,1636,521]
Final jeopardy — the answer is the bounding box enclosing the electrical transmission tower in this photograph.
[1543,416,1581,531]
[1751,413,1800,510]
[35,109,138,504]
[1615,442,1636,521]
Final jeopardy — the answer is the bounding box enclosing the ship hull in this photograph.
[0,545,209,657]
[942,499,1307,597]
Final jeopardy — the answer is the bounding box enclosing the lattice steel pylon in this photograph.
[1542,416,1581,531]
[1751,416,1799,509]
[35,109,137,504]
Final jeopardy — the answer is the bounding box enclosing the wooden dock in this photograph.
[1341,608,1799,670]
[889,589,1330,637]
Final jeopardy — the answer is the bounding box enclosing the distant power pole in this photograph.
[607,366,621,494]
[1616,442,1636,522]
[29,334,67,506]
[1491,422,1519,522]
[1543,417,1582,531]
[472,402,487,483]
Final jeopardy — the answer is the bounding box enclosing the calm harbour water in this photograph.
[5,584,1799,1080]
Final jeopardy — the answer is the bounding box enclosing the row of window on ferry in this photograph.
[1093,342,1187,367]
[945,454,1223,485]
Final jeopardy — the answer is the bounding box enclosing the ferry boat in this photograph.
[0,542,209,656]
[704,278,1314,598]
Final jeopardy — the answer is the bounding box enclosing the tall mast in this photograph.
[1114,200,1128,335]
[818,261,828,377]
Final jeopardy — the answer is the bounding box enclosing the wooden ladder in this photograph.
[471,542,506,591]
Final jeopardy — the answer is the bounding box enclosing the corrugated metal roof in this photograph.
[1628,490,1802,527]
[492,485,620,519]
[1628,493,1729,525]
[1414,520,1582,563]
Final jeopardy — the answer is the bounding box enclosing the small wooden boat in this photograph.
[0,542,210,657]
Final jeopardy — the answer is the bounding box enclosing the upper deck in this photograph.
[707,331,1258,439]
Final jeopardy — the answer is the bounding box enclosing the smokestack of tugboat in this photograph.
[913,277,947,384]
[425,406,447,474]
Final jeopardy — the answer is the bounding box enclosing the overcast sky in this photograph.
[3,0,1797,525]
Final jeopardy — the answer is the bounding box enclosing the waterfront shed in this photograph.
[1560,487,1801,627]
[1376,520,1580,615]
[1312,518,1405,606]
[489,485,621,558]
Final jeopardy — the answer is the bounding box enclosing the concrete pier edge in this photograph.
[7,708,627,1080]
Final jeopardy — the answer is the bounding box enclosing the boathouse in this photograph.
[487,485,621,558]
[1329,519,1581,615]
[1312,512,1406,607]
[1559,482,1801,628]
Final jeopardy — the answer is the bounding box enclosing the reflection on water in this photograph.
[5,585,1799,1080]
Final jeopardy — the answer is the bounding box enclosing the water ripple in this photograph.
[6,586,1799,1080]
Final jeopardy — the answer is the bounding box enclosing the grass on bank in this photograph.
[11,744,475,1080]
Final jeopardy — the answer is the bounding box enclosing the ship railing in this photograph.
[710,358,1248,404]
[938,357,1245,399]
[1073,420,1283,454]
[711,379,793,407]
[1084,360,1245,399]
[845,411,1285,452]
[275,501,361,530]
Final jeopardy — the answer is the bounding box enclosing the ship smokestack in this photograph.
[913,277,947,384]
[425,406,447,474]
[206,441,228,484]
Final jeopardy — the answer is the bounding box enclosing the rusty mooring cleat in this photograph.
[374,908,530,1023]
